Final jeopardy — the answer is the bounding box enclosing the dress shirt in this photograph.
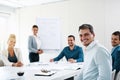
[54,45,84,62]
[79,40,112,80]
[34,35,41,49]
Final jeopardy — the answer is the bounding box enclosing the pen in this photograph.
[76,68,81,70]
[34,74,54,76]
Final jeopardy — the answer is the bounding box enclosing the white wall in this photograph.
[1,0,119,63]
[0,5,19,50]
[105,0,120,50]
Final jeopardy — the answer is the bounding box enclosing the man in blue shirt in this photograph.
[111,31,120,80]
[50,35,84,63]
[78,24,112,80]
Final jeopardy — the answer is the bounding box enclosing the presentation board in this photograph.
[36,18,61,50]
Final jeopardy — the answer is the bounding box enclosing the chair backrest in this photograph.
[112,70,120,80]
[112,70,115,80]
[116,71,120,80]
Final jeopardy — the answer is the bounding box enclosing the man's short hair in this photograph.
[79,24,94,34]
[112,31,120,40]
[32,25,38,28]
[68,35,75,40]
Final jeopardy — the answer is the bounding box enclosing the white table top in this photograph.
[0,62,83,80]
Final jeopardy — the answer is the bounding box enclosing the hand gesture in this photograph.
[68,58,76,63]
[49,59,54,62]
[37,49,43,54]
[12,61,23,67]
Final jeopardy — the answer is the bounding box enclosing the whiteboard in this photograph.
[36,18,61,50]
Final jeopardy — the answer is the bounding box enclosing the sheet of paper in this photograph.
[35,71,56,76]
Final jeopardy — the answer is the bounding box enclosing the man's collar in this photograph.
[86,40,98,50]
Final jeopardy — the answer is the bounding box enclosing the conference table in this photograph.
[0,62,83,80]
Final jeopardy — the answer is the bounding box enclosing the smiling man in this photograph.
[50,35,84,63]
[78,24,112,80]
[111,31,120,80]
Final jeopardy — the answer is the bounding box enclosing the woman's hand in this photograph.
[37,49,43,54]
[12,61,23,67]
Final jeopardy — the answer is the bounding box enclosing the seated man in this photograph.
[50,35,84,63]
[111,31,120,80]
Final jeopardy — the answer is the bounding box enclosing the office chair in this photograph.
[112,70,120,80]
[112,70,115,80]
[116,71,120,80]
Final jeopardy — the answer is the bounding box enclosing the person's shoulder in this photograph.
[28,35,34,39]
[117,46,120,51]
[14,48,20,50]
[63,46,70,50]
[29,35,33,38]
[64,46,69,49]
[1,49,7,54]
[14,48,21,52]
[93,42,108,50]
[75,45,82,49]
[95,43,110,55]
[1,49,8,56]
[96,43,107,50]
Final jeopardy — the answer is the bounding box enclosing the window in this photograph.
[0,16,8,50]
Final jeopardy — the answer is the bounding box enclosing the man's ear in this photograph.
[93,33,95,37]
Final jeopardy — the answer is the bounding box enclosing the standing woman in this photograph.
[2,34,23,67]
[28,25,43,62]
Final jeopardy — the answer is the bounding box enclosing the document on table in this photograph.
[35,71,56,76]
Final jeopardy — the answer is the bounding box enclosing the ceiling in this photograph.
[0,0,68,8]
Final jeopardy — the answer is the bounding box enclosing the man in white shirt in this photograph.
[78,24,112,80]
